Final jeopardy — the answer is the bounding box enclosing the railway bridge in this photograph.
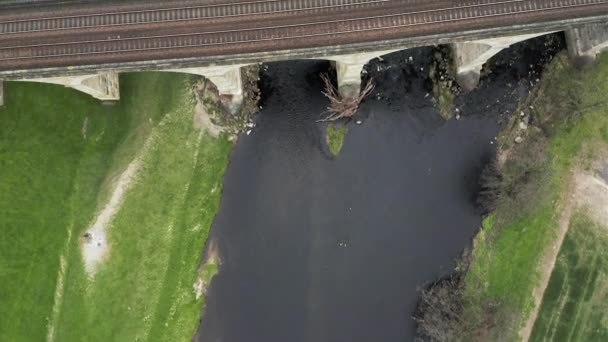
[0,0,607,110]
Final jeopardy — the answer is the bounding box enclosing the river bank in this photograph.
[415,51,608,341]
[195,34,564,342]
[0,73,233,342]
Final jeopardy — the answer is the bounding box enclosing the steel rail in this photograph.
[0,0,389,34]
[0,0,529,35]
[0,0,605,63]
[0,0,600,51]
[1,0,287,22]
[0,0,532,49]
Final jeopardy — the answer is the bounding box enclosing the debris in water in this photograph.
[318,73,374,122]
[356,120,363,125]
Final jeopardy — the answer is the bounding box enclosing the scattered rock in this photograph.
[355,120,363,125]
[519,122,528,130]
[515,136,524,144]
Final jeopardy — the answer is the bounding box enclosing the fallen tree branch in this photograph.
[318,73,374,122]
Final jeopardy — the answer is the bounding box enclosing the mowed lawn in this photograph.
[530,213,608,342]
[0,73,232,341]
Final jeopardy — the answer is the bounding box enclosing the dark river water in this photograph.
[196,36,563,342]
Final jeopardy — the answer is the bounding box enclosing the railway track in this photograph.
[0,0,393,35]
[0,0,542,35]
[0,0,606,71]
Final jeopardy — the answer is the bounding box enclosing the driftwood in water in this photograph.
[318,73,374,122]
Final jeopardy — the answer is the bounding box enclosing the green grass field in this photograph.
[0,73,232,341]
[530,213,608,342]
[461,53,608,340]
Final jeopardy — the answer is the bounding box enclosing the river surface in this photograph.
[196,37,563,342]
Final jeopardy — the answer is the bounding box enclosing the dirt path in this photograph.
[80,125,164,276]
[520,160,608,341]
[519,180,575,342]
[81,158,142,275]
[80,83,221,276]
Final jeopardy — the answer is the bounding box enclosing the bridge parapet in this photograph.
[163,65,246,113]
[566,23,608,63]
[452,32,555,91]
[14,72,119,102]
[327,50,398,98]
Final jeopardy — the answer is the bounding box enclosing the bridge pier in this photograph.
[565,23,608,64]
[18,72,119,101]
[166,65,245,113]
[328,50,397,98]
[453,32,553,91]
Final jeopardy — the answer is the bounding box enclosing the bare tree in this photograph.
[414,277,465,342]
[318,73,374,122]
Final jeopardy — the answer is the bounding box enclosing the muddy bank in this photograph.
[195,34,564,342]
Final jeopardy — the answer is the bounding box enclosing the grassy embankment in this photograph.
[0,73,232,341]
[326,123,348,157]
[530,212,608,341]
[462,53,608,340]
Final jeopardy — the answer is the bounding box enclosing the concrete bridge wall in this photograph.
[1,20,607,109]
